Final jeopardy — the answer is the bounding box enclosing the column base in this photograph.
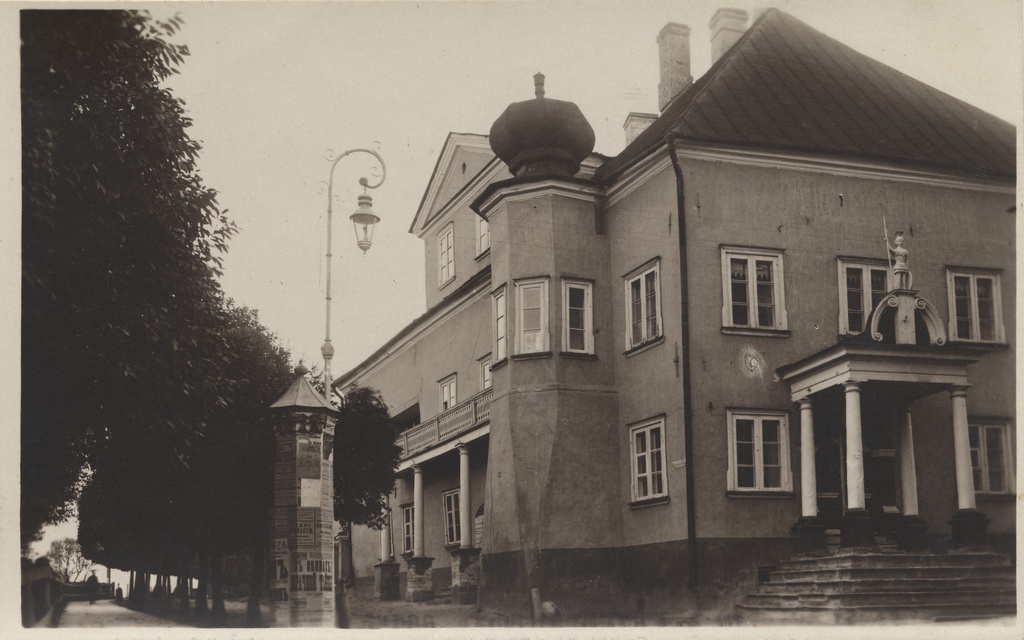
[949,509,989,549]
[791,516,827,554]
[840,509,876,548]
[895,515,929,552]
[373,561,401,601]
[404,556,434,602]
[449,547,482,604]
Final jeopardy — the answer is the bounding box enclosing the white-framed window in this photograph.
[630,418,667,501]
[479,356,492,389]
[947,269,1003,342]
[838,259,890,334]
[493,287,507,361]
[402,505,414,554]
[442,489,461,545]
[624,260,662,348]
[969,422,1014,494]
[727,410,792,492]
[721,247,787,331]
[515,278,549,354]
[439,374,457,412]
[438,222,455,286]
[476,215,490,256]
[562,280,594,354]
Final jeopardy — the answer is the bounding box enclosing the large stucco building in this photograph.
[333,8,1015,621]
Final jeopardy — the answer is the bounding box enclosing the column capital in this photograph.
[949,384,970,398]
[797,397,813,410]
[412,464,423,474]
[456,442,469,454]
[842,380,862,393]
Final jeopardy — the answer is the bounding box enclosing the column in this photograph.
[373,504,399,601]
[413,464,424,556]
[895,407,929,550]
[948,385,989,548]
[840,381,873,547]
[458,444,471,548]
[799,399,817,518]
[451,443,481,603]
[844,381,865,510]
[898,408,919,516]
[950,387,976,510]
[791,397,826,553]
[405,464,434,601]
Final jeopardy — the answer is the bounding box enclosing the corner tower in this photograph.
[473,75,624,615]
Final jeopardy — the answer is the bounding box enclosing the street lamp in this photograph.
[320,147,386,401]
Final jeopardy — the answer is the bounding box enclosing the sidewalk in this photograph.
[55,600,190,628]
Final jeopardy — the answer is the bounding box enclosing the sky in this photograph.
[3,0,1021,593]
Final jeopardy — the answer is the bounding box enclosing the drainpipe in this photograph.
[666,134,699,590]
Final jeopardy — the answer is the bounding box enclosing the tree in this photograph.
[47,538,94,583]
[21,9,235,546]
[77,302,293,625]
[332,387,402,529]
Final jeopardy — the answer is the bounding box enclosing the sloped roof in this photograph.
[269,373,337,413]
[595,8,1015,182]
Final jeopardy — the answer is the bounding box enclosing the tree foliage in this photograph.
[78,303,292,570]
[333,387,401,528]
[21,9,235,546]
[47,537,94,583]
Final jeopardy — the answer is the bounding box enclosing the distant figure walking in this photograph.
[86,571,99,605]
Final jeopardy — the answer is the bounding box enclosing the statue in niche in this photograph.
[886,231,911,290]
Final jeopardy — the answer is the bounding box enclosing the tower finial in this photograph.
[534,72,545,98]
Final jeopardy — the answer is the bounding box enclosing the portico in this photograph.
[779,289,989,552]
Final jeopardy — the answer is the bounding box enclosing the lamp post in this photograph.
[320,147,386,401]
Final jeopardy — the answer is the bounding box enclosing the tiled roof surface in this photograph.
[595,8,1015,182]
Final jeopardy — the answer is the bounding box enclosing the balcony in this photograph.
[397,387,493,458]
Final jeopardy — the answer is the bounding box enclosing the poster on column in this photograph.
[296,435,321,478]
[289,550,333,602]
[270,537,290,602]
[291,508,315,547]
[320,458,332,512]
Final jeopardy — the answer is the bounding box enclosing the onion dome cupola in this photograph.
[489,73,596,178]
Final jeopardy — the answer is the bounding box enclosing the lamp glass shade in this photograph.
[350,194,380,253]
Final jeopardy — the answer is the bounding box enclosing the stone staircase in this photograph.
[736,550,1016,624]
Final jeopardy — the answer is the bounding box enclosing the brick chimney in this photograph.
[709,8,748,64]
[623,112,658,146]
[657,23,692,112]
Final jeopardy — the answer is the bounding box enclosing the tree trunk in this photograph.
[195,553,209,620]
[128,570,135,604]
[246,544,265,627]
[210,551,226,626]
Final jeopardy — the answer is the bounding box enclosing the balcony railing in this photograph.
[397,387,493,458]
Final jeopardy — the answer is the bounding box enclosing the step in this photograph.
[777,551,1011,572]
[766,565,1014,585]
[742,588,1016,609]
[736,601,1016,625]
[756,575,1015,595]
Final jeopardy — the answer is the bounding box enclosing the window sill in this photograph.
[629,495,669,509]
[624,335,665,358]
[721,327,790,338]
[511,351,552,361]
[727,490,796,499]
[438,275,456,291]
[475,248,491,262]
[976,492,1015,502]
[444,542,462,552]
[560,351,597,360]
[490,357,509,371]
[401,551,414,560]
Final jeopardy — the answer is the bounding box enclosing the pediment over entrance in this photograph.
[866,289,947,347]
[776,342,985,402]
